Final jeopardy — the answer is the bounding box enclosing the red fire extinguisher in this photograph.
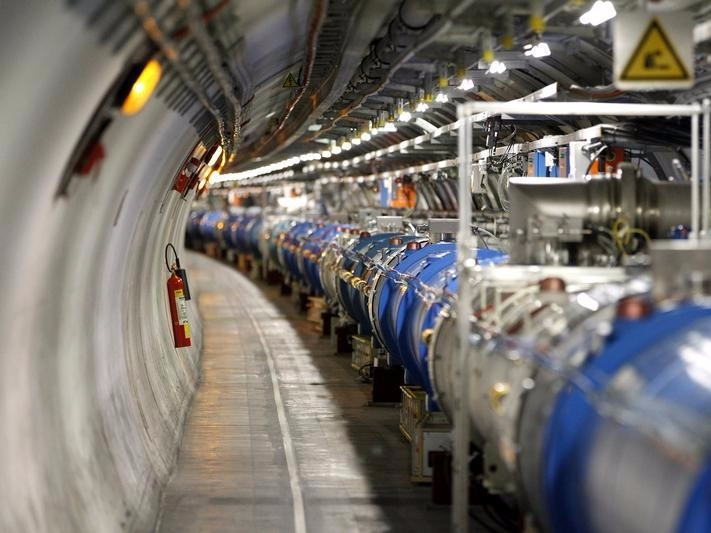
[173,171,190,194]
[165,243,191,348]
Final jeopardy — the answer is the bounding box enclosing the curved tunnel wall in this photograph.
[1,4,202,532]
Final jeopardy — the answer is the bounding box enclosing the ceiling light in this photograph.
[382,122,398,132]
[207,145,223,167]
[360,131,372,141]
[458,78,475,91]
[398,110,412,122]
[435,92,449,103]
[487,60,507,75]
[525,42,551,58]
[322,150,332,158]
[307,123,322,131]
[579,0,616,26]
[342,140,352,151]
[415,102,429,113]
[352,137,361,145]
[332,145,342,155]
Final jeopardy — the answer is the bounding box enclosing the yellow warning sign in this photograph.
[282,72,300,89]
[620,18,690,82]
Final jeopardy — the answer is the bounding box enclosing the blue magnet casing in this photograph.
[542,305,711,533]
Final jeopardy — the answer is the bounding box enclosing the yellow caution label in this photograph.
[529,15,545,34]
[282,72,300,89]
[184,322,191,339]
[620,18,690,81]
[175,289,189,324]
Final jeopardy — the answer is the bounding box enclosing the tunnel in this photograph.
[2,1,711,532]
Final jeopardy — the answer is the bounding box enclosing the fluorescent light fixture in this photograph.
[342,141,352,151]
[331,145,342,155]
[382,122,398,132]
[435,92,449,103]
[321,150,332,158]
[360,131,372,141]
[299,152,321,162]
[524,42,551,58]
[415,102,429,113]
[486,60,507,75]
[208,145,223,167]
[265,111,276,119]
[211,155,301,183]
[398,110,412,122]
[307,123,322,131]
[458,78,475,91]
[352,137,361,145]
[579,0,616,26]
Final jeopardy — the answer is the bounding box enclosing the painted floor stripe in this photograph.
[246,310,308,533]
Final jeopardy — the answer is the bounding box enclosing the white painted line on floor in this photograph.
[247,311,308,533]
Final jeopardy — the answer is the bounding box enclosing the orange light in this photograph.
[121,59,162,116]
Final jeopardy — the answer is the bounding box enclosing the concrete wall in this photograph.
[0,3,202,531]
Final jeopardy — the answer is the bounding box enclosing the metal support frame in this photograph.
[314,123,614,184]
[453,111,474,533]
[703,99,710,236]
[452,99,710,533]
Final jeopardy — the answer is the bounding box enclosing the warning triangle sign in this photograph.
[282,72,300,89]
[621,18,690,81]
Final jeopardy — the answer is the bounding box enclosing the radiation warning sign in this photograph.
[282,72,300,89]
[614,11,694,90]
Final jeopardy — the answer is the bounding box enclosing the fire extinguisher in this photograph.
[165,243,192,348]
[173,171,190,194]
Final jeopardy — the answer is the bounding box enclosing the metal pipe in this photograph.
[305,0,474,141]
[703,99,710,237]
[250,0,326,153]
[128,1,228,151]
[692,112,700,239]
[180,0,244,158]
[170,0,230,41]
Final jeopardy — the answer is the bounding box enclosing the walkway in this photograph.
[156,252,449,532]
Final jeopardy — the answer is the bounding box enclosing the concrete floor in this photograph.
[156,253,451,532]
